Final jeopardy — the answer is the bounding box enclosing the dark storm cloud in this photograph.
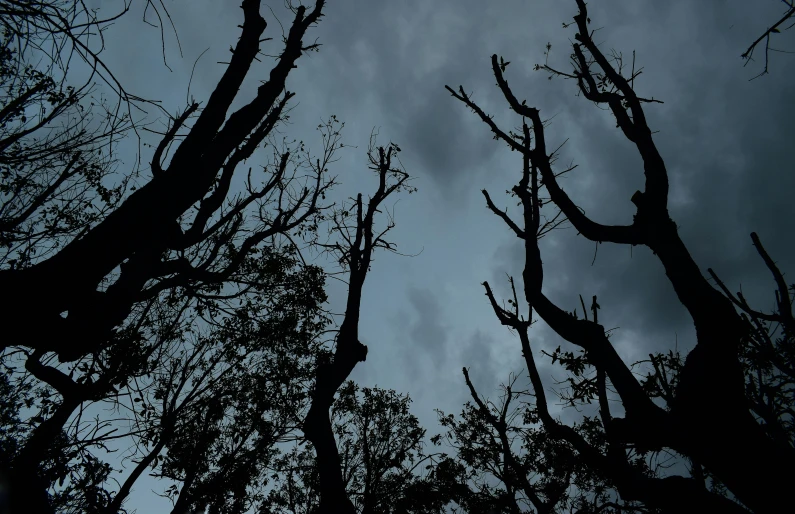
[288,0,573,198]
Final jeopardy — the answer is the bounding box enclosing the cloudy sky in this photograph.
[86,0,794,509]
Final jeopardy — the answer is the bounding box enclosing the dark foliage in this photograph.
[267,382,445,514]
[0,1,341,512]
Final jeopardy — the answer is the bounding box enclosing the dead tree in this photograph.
[304,135,415,513]
[449,1,794,512]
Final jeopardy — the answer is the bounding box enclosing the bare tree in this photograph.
[448,1,793,512]
[303,134,416,513]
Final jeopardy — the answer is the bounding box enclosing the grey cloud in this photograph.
[399,90,499,191]
[403,286,450,374]
[459,329,502,399]
[290,0,573,199]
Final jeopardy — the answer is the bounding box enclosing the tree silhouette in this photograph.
[303,133,416,513]
[102,250,329,514]
[0,0,329,362]
[432,367,650,514]
[267,382,445,513]
[1,0,338,511]
[448,1,794,512]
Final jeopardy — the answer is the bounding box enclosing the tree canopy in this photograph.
[0,1,792,514]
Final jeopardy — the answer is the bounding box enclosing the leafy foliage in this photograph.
[266,382,444,514]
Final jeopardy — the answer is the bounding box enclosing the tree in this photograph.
[0,1,428,511]
[0,1,162,511]
[267,382,446,514]
[2,120,414,513]
[0,0,330,362]
[104,246,329,514]
[303,133,417,513]
[447,1,794,512]
[433,368,650,514]
[708,236,795,451]
[1,0,340,511]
